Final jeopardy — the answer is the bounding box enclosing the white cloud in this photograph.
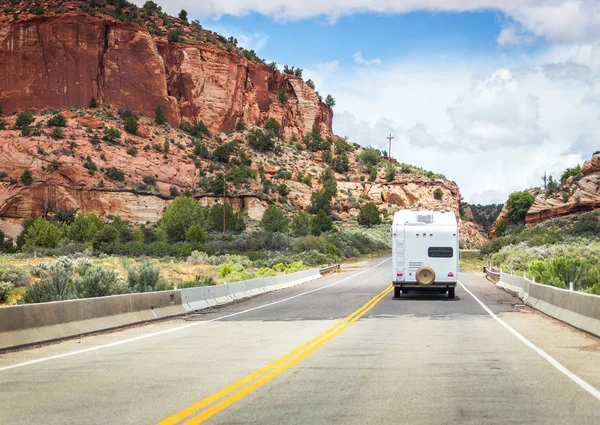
[306,45,600,204]
[140,1,600,44]
[207,24,269,52]
[316,60,340,73]
[497,22,536,46]
[353,52,381,66]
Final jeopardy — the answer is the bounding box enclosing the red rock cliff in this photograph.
[0,13,332,137]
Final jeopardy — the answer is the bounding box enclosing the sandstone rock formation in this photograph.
[0,13,332,137]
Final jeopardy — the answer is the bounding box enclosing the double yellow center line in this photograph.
[158,285,393,425]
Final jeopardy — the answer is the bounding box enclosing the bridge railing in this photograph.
[483,265,501,281]
[319,264,341,275]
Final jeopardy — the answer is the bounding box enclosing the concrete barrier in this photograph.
[0,267,328,351]
[180,269,322,313]
[497,272,600,337]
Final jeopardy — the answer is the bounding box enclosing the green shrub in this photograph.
[358,203,381,228]
[325,94,335,108]
[74,260,127,298]
[278,89,288,104]
[561,165,582,184]
[495,219,506,237]
[92,225,119,252]
[50,127,64,139]
[155,104,166,125]
[20,169,33,185]
[433,188,443,200]
[168,29,182,42]
[572,213,600,237]
[158,197,204,243]
[219,263,233,278]
[124,117,138,135]
[89,97,98,108]
[357,148,381,166]
[26,257,76,303]
[127,260,160,292]
[0,281,14,302]
[180,121,210,139]
[385,163,396,182]
[142,175,156,185]
[186,223,207,243]
[16,111,34,128]
[105,167,125,182]
[291,211,312,237]
[332,154,349,173]
[179,275,216,288]
[506,191,535,224]
[47,113,67,127]
[309,190,332,214]
[22,217,63,248]
[311,210,333,236]
[67,213,104,243]
[208,204,246,233]
[264,118,280,135]
[127,147,138,156]
[261,205,290,233]
[103,127,121,143]
[247,128,275,151]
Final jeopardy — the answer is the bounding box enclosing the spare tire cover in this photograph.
[416,266,435,285]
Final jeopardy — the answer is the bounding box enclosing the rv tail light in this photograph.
[423,233,426,236]
[397,273,403,277]
[448,273,455,277]
[429,234,433,236]
[453,234,456,237]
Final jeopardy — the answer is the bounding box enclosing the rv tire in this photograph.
[448,288,455,299]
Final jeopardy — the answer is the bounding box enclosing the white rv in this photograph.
[391,210,459,299]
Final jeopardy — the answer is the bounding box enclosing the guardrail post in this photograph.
[532,276,535,283]
[569,282,574,292]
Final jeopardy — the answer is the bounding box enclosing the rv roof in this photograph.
[392,209,457,226]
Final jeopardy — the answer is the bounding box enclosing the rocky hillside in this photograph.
[0,1,487,249]
[491,152,600,235]
[0,0,332,137]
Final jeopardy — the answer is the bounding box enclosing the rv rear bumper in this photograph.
[392,282,457,289]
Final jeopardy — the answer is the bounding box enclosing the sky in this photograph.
[138,1,600,204]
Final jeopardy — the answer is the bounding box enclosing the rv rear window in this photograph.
[428,247,453,258]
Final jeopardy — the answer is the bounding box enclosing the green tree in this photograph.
[495,218,506,237]
[92,225,118,252]
[158,197,203,243]
[325,94,335,108]
[208,204,245,233]
[311,210,333,236]
[20,169,33,185]
[332,154,349,173]
[15,111,34,129]
[358,203,381,228]
[291,210,312,237]
[433,188,443,200]
[310,190,332,214]
[306,79,315,89]
[103,127,121,143]
[357,148,382,166]
[22,217,63,248]
[155,104,166,125]
[561,165,582,184]
[278,89,288,104]
[264,118,280,135]
[178,9,188,22]
[124,117,138,135]
[506,191,535,224]
[185,223,207,243]
[128,260,161,293]
[168,29,181,43]
[67,213,104,243]
[47,113,67,127]
[89,97,98,108]
[385,164,396,182]
[260,205,290,233]
[247,129,275,151]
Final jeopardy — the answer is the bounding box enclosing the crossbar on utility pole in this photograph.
[387,134,394,161]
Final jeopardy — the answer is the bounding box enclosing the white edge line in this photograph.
[458,280,600,402]
[0,258,391,372]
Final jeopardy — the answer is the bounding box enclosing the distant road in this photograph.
[1,256,599,424]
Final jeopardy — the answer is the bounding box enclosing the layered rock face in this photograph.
[0,14,332,137]
[526,153,600,226]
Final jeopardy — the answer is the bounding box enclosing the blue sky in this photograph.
[148,1,600,204]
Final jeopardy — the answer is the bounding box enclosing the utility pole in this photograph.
[222,179,227,233]
[387,134,394,162]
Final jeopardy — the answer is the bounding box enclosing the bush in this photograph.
[385,164,396,182]
[155,104,166,125]
[186,223,207,243]
[74,261,127,298]
[572,212,600,237]
[357,148,382,166]
[261,205,290,233]
[142,175,156,186]
[22,217,63,248]
[325,94,335,108]
[208,204,246,234]
[187,250,209,265]
[67,213,104,243]
[158,197,204,243]
[105,166,125,182]
[495,219,506,237]
[219,263,233,278]
[247,128,275,151]
[47,113,67,127]
[358,203,381,228]
[332,154,349,173]
[179,9,188,21]
[26,257,76,303]
[89,97,98,108]
[180,121,210,139]
[433,188,443,200]
[0,281,14,303]
[311,210,333,236]
[127,260,161,292]
[103,127,121,143]
[561,165,582,184]
[127,147,138,156]
[168,29,182,42]
[124,117,138,135]
[278,89,288,104]
[92,225,119,252]
[264,118,280,135]
[506,191,535,224]
[309,190,332,214]
[15,111,34,128]
[20,169,33,185]
[291,211,312,237]
[50,127,64,140]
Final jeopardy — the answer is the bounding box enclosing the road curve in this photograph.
[0,255,599,424]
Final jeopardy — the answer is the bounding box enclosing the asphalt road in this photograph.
[1,255,599,424]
